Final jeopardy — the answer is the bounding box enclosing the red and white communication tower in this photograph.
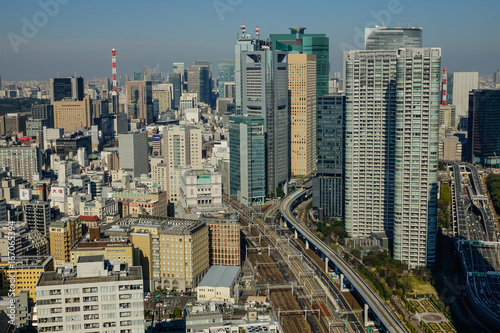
[255,25,260,39]
[240,22,246,35]
[111,49,118,113]
[442,68,447,106]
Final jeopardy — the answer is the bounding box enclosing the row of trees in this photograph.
[0,98,48,115]
[486,174,500,215]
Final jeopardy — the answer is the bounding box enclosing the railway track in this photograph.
[226,195,354,333]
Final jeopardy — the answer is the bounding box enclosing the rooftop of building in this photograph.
[0,255,53,269]
[197,266,240,289]
[118,216,203,233]
[37,262,142,287]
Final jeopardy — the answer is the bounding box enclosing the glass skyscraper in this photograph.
[229,116,266,206]
[242,50,289,195]
[270,27,329,97]
[218,59,235,99]
[344,47,441,268]
[313,94,345,218]
[468,89,500,166]
[365,26,422,50]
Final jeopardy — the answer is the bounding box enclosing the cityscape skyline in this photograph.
[0,0,498,81]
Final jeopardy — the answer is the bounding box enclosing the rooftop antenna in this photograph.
[57,71,59,78]
[256,25,260,40]
[409,21,412,28]
[397,20,400,28]
[74,71,77,78]
[240,22,246,36]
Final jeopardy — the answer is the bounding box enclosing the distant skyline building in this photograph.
[31,104,54,128]
[53,95,92,133]
[364,26,423,50]
[271,27,329,97]
[242,49,289,194]
[313,94,345,218]
[450,72,479,124]
[126,80,153,124]
[167,72,182,109]
[288,53,317,177]
[218,59,235,98]
[187,64,211,105]
[49,77,84,103]
[344,47,441,268]
[468,89,500,166]
[118,131,149,177]
[229,116,266,206]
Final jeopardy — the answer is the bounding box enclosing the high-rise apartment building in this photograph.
[49,77,84,103]
[118,131,149,177]
[288,53,317,177]
[202,214,241,266]
[49,218,83,266]
[364,26,423,50]
[344,47,441,268]
[271,27,329,97]
[24,201,52,236]
[468,89,500,166]
[35,255,144,333]
[187,65,211,104]
[53,95,92,133]
[313,94,345,218]
[126,80,153,124]
[242,50,289,194]
[229,116,266,206]
[218,59,235,98]
[0,144,42,182]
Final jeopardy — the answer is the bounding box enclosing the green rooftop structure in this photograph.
[270,27,329,97]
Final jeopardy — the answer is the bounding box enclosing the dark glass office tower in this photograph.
[167,72,182,110]
[313,94,345,218]
[49,77,84,103]
[468,89,500,166]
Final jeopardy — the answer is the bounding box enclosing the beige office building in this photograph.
[439,104,456,129]
[49,218,82,266]
[123,217,209,291]
[288,53,317,177]
[53,95,91,133]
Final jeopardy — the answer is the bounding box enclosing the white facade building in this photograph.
[36,255,144,333]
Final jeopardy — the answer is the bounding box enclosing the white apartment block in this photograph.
[36,255,144,333]
[344,48,440,268]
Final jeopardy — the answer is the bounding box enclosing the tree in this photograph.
[276,187,285,198]
[173,306,182,318]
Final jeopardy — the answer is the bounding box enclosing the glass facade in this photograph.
[218,59,235,99]
[313,94,345,218]
[270,28,329,97]
[468,89,500,165]
[229,116,266,206]
[365,27,422,50]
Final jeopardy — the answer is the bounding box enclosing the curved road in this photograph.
[280,190,407,333]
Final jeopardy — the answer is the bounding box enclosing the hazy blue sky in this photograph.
[0,0,498,81]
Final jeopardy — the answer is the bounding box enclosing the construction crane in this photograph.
[153,62,161,73]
